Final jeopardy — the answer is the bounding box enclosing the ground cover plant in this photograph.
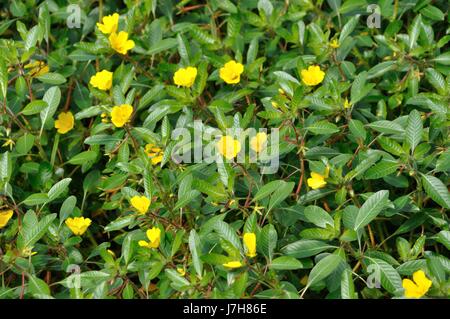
[0,0,449,299]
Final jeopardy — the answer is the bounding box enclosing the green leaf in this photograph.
[340,268,356,299]
[366,120,404,135]
[40,86,61,134]
[268,181,295,212]
[213,220,242,252]
[21,100,48,115]
[188,230,203,278]
[367,61,396,79]
[24,25,39,51]
[270,256,305,270]
[306,120,340,135]
[353,190,389,231]
[15,133,35,155]
[421,174,450,209]
[365,160,399,179]
[339,15,359,43]
[59,195,76,226]
[146,38,178,55]
[408,14,421,50]
[68,151,97,165]
[281,240,337,258]
[0,56,7,100]
[365,257,402,294]
[435,230,450,250]
[307,254,342,287]
[432,52,450,65]
[22,193,49,206]
[37,72,66,85]
[28,275,51,298]
[18,212,56,249]
[259,224,277,261]
[405,109,422,152]
[47,178,72,202]
[304,205,334,228]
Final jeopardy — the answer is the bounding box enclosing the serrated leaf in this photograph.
[421,174,450,209]
[406,109,422,152]
[354,190,389,231]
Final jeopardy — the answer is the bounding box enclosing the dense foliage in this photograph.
[0,0,449,299]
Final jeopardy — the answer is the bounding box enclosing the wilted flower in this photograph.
[24,61,49,77]
[139,227,161,249]
[177,267,186,276]
[144,144,164,165]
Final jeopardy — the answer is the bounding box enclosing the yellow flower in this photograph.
[90,70,113,91]
[330,39,340,48]
[2,139,15,151]
[243,233,257,258]
[138,227,161,249]
[111,104,133,128]
[96,13,119,34]
[21,247,37,257]
[343,98,351,109]
[301,65,325,86]
[130,195,150,215]
[173,67,198,88]
[177,267,186,276]
[144,144,164,165]
[307,172,327,190]
[65,217,92,236]
[250,132,268,153]
[216,135,241,160]
[109,31,135,55]
[0,210,13,229]
[402,270,432,299]
[24,61,49,77]
[54,111,75,134]
[223,261,242,269]
[219,60,244,84]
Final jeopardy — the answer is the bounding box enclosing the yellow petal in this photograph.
[219,60,244,84]
[111,104,133,128]
[223,261,242,269]
[54,111,75,134]
[130,195,150,214]
[0,210,14,228]
[402,279,422,298]
[413,270,432,294]
[243,233,257,258]
[65,217,92,235]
